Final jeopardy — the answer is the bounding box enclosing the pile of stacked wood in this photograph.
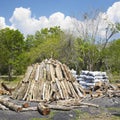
[12,58,85,102]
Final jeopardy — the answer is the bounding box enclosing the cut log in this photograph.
[0,103,9,110]
[1,82,15,94]
[0,89,9,95]
[57,99,82,106]
[35,64,40,81]
[80,102,99,108]
[49,64,55,82]
[22,66,33,83]
[55,64,63,80]
[22,102,29,108]
[55,78,64,99]
[22,107,37,112]
[0,98,22,112]
[48,104,72,111]
[37,103,50,115]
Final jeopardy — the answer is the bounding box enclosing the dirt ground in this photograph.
[0,96,120,120]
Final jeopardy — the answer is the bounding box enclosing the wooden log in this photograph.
[22,102,29,108]
[12,80,23,99]
[37,103,50,115]
[43,67,47,80]
[39,62,44,79]
[1,82,15,94]
[38,78,45,100]
[21,106,37,111]
[80,102,99,108]
[0,103,9,110]
[44,81,50,101]
[57,100,99,108]
[63,79,72,96]
[32,81,41,101]
[46,63,51,81]
[48,104,71,111]
[22,66,33,83]
[57,99,82,106]
[0,98,22,112]
[23,64,37,100]
[16,83,28,100]
[42,82,46,100]
[35,64,40,81]
[60,64,69,80]
[55,64,63,80]
[55,78,64,99]
[0,89,9,95]
[49,82,58,100]
[68,82,79,99]
[73,82,84,98]
[61,80,69,99]
[49,64,55,82]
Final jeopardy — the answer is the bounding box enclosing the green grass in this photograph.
[73,109,120,120]
[108,73,120,83]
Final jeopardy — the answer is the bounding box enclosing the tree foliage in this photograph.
[0,25,120,79]
[0,28,25,79]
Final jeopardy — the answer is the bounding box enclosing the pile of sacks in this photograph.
[71,69,109,89]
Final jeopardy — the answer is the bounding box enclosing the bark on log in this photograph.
[37,103,50,115]
[80,102,99,108]
[22,66,33,83]
[0,103,9,110]
[21,107,37,111]
[48,104,72,111]
[0,98,22,112]
[22,102,29,108]
[1,82,15,94]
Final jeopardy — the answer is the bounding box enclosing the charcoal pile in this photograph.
[12,58,85,102]
[73,70,109,90]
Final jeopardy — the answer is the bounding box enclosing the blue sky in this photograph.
[0,0,120,38]
[0,0,119,25]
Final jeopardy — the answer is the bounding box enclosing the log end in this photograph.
[37,103,50,115]
[22,102,29,108]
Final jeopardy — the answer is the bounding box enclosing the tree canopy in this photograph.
[0,25,120,79]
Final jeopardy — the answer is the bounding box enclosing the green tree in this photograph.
[25,26,64,64]
[104,39,120,73]
[75,38,99,72]
[0,28,25,79]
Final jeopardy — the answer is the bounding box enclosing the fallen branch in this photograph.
[0,98,22,112]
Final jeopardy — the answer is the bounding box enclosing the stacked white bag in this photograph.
[71,69,109,89]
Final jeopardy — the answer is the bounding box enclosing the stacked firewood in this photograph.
[12,58,85,101]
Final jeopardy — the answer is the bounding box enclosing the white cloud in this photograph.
[0,2,119,38]
[106,1,120,23]
[9,7,74,36]
[0,17,7,29]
